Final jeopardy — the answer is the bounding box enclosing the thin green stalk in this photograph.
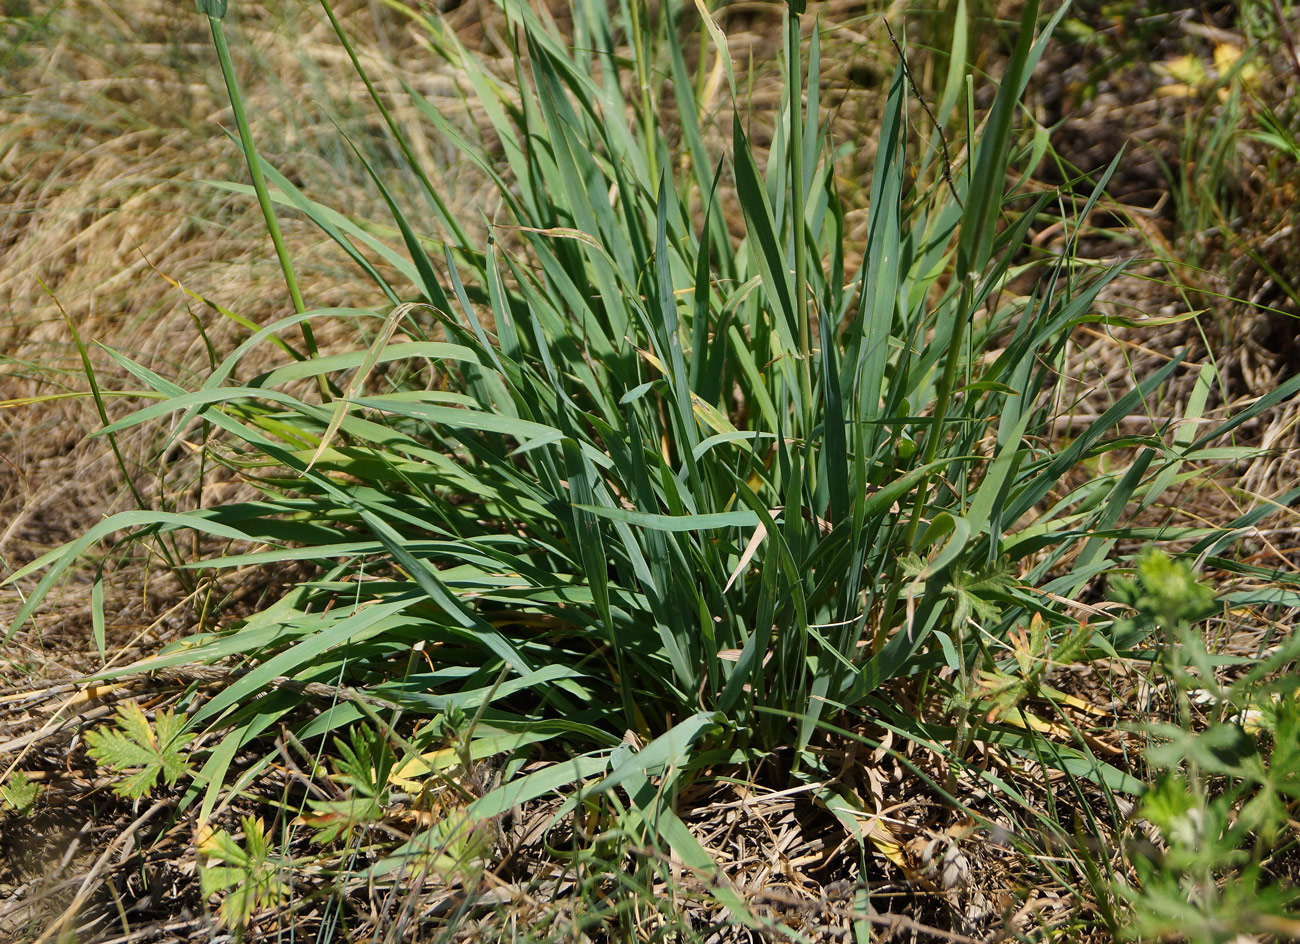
[926,281,973,465]
[317,0,471,253]
[41,282,150,525]
[629,0,658,185]
[786,6,812,420]
[204,10,328,400]
[40,280,190,595]
[184,306,222,632]
[906,0,1044,549]
[902,274,973,550]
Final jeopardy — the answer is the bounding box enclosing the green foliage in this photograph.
[972,613,1093,722]
[11,0,1193,757]
[6,0,1298,928]
[0,770,41,814]
[1113,549,1224,727]
[403,805,495,884]
[1113,556,1300,942]
[1112,548,1219,637]
[84,702,194,800]
[199,815,290,933]
[1122,699,1300,941]
[301,723,395,844]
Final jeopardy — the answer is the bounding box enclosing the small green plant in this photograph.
[0,770,41,814]
[198,815,291,934]
[972,612,1093,723]
[84,701,195,800]
[1112,548,1219,637]
[301,723,396,844]
[1121,694,1300,941]
[1112,550,1300,941]
[1112,548,1221,724]
[404,805,496,884]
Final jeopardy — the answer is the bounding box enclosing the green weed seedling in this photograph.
[199,814,291,936]
[84,701,195,800]
[301,723,397,845]
[0,770,41,815]
[1112,548,1219,718]
[1113,550,1300,942]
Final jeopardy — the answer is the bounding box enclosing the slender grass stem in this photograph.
[41,280,188,590]
[317,0,470,252]
[906,278,973,548]
[630,0,658,185]
[786,8,812,422]
[206,14,328,400]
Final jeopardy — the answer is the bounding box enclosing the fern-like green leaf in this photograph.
[1,771,41,814]
[199,816,289,931]
[85,702,194,799]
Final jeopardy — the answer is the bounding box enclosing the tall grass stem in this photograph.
[206,14,327,399]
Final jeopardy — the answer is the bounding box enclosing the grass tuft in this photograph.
[3,0,1299,940]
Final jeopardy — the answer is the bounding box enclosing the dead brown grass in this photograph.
[0,0,475,671]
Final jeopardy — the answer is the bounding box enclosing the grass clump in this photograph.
[4,0,1300,939]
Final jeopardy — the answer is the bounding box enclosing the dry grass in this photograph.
[0,0,473,670]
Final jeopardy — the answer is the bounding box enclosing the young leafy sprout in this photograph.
[84,702,195,800]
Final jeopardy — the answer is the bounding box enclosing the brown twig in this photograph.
[750,884,988,944]
[1271,0,1300,81]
